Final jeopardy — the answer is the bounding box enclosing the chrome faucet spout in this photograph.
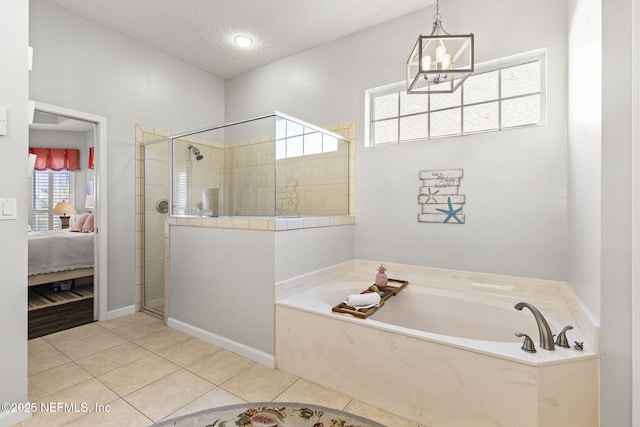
[514,302,555,350]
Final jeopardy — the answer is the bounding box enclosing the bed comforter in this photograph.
[28,229,94,276]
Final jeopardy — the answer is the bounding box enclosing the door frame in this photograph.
[632,0,639,423]
[31,101,108,321]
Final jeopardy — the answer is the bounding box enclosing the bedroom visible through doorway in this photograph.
[28,102,108,331]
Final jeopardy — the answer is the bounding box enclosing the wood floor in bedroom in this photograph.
[20,312,424,427]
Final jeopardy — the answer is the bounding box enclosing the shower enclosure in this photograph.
[140,112,351,316]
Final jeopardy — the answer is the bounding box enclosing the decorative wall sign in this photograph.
[418,168,465,224]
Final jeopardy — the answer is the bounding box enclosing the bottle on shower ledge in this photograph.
[375,265,388,288]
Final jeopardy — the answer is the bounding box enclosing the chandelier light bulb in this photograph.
[441,54,451,70]
[422,55,432,71]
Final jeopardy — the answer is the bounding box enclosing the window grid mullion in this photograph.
[369,57,541,146]
[48,170,54,229]
[460,85,465,134]
[498,69,503,131]
[397,92,401,143]
[427,93,431,140]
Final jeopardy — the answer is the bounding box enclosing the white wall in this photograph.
[600,0,633,425]
[275,226,355,282]
[0,2,30,426]
[566,0,602,320]
[169,227,275,355]
[29,0,226,310]
[226,0,568,280]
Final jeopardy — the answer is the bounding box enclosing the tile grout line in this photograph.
[27,314,423,426]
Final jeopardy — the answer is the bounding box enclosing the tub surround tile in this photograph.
[276,305,543,427]
[537,358,599,426]
[345,400,424,427]
[275,259,600,427]
[279,259,598,357]
[275,260,355,301]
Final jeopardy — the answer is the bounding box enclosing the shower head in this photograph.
[187,144,204,161]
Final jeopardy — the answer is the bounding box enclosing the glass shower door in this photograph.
[142,139,170,316]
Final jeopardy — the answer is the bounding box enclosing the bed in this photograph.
[27,229,94,285]
[27,229,95,338]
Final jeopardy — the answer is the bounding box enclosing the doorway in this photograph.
[29,101,108,321]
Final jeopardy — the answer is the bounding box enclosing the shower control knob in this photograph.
[515,332,536,353]
[555,325,574,348]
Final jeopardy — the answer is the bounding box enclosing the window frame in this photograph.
[365,49,547,147]
[31,169,75,231]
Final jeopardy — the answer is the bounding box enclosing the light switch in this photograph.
[0,198,17,220]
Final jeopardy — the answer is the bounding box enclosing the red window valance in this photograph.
[29,148,81,171]
[88,146,95,169]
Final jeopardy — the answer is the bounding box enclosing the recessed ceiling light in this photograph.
[234,35,254,48]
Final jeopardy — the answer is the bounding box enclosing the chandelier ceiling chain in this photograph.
[431,0,447,35]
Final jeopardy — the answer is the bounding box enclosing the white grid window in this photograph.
[31,169,73,230]
[367,51,545,146]
[275,118,340,159]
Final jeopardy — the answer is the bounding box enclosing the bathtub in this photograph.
[275,260,599,427]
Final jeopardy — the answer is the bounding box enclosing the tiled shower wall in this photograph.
[135,125,171,315]
[134,120,355,318]
[224,137,276,216]
[172,137,225,216]
[226,121,354,217]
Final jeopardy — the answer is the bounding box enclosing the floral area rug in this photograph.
[154,402,386,427]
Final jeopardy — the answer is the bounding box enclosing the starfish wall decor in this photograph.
[417,168,465,224]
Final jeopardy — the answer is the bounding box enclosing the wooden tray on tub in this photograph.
[331,278,408,319]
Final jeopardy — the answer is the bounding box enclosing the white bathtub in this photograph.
[275,260,599,427]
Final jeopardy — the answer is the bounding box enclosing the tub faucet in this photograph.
[514,302,555,350]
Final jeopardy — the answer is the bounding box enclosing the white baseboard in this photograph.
[168,317,274,368]
[106,305,136,320]
[0,410,31,427]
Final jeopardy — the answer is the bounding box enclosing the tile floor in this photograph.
[18,312,423,427]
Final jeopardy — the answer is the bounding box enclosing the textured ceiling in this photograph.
[44,0,434,79]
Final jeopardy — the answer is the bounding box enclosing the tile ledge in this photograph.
[165,215,355,231]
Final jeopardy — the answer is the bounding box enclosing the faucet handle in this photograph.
[555,325,574,348]
[515,332,537,353]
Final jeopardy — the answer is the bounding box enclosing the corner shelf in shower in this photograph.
[331,278,408,319]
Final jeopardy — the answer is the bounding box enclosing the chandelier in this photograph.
[406,0,474,94]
